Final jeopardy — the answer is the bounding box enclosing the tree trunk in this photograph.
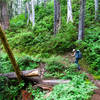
[8,1,13,19]
[94,0,99,20]
[78,0,86,40]
[54,0,61,35]
[67,0,73,23]
[18,0,22,14]
[31,0,35,26]
[0,26,22,82]
[37,0,40,5]
[44,0,47,8]
[0,0,9,30]
[25,3,27,18]
[26,2,30,25]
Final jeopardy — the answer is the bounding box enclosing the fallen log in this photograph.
[42,79,70,85]
[0,69,70,85]
[0,69,42,84]
[0,69,40,78]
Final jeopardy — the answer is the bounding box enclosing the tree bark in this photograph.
[78,0,86,40]
[94,0,100,21]
[18,0,22,14]
[44,0,47,8]
[42,80,70,86]
[0,26,22,82]
[26,2,30,25]
[0,69,40,78]
[0,0,9,30]
[67,0,73,23]
[31,0,35,26]
[54,0,61,35]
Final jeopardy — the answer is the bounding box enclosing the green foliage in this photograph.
[17,55,40,70]
[7,0,77,55]
[0,53,40,73]
[34,73,97,100]
[44,56,68,78]
[0,77,25,100]
[1,0,99,99]
[0,52,13,73]
[7,23,76,55]
[62,64,79,79]
[83,26,100,75]
[10,14,26,30]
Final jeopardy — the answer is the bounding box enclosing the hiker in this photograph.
[72,49,82,70]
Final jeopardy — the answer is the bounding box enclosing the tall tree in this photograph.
[31,0,35,26]
[0,0,9,30]
[37,0,40,5]
[67,0,73,23]
[26,1,35,26]
[18,0,22,14]
[44,0,47,7]
[26,2,31,25]
[94,0,100,20]
[78,0,86,40]
[54,0,61,35]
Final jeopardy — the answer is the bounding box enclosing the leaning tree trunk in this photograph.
[67,0,73,23]
[0,26,22,82]
[0,0,9,30]
[31,0,35,26]
[54,0,61,35]
[78,0,86,40]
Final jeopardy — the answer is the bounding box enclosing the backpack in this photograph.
[78,51,82,59]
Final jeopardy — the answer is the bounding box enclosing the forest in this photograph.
[0,0,100,100]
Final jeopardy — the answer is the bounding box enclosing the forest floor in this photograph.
[1,49,100,100]
[62,52,100,100]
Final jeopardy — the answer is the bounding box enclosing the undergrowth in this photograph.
[33,73,97,100]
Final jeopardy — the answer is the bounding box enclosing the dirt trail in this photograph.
[63,52,100,100]
[87,74,100,100]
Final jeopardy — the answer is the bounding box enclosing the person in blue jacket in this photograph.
[72,49,82,70]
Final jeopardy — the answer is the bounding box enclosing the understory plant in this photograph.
[34,73,97,100]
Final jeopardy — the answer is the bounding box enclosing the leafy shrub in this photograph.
[0,52,13,73]
[0,53,40,73]
[0,77,25,100]
[83,26,100,75]
[34,73,97,100]
[44,56,68,78]
[7,23,77,55]
[10,14,26,29]
[7,0,77,55]
[17,55,40,70]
